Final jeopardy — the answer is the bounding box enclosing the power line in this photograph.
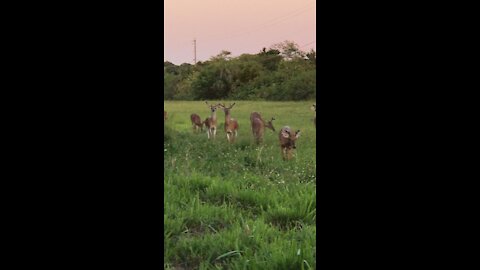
[247,2,315,29]
[204,1,315,41]
[264,25,315,46]
[300,41,316,48]
[218,9,314,41]
[167,2,316,64]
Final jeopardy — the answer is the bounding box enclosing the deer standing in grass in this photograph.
[218,103,239,143]
[250,112,275,144]
[204,101,219,139]
[279,126,301,160]
[190,113,203,133]
[311,104,316,128]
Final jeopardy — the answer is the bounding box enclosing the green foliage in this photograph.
[164,101,316,269]
[164,41,316,101]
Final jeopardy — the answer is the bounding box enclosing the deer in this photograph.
[204,101,219,139]
[311,104,316,128]
[190,113,203,133]
[250,112,275,144]
[218,103,239,143]
[279,126,301,160]
[164,111,167,121]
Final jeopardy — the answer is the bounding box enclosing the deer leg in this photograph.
[287,149,293,160]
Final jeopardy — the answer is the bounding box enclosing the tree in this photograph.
[271,40,305,61]
[210,50,232,61]
[257,48,282,71]
[164,42,316,101]
[164,72,179,99]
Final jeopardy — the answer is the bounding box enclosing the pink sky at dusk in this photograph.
[164,0,316,65]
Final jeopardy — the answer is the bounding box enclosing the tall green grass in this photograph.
[164,101,316,270]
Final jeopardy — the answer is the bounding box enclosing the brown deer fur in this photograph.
[279,126,301,160]
[311,104,316,128]
[218,103,239,143]
[204,101,219,139]
[190,113,203,133]
[250,112,275,144]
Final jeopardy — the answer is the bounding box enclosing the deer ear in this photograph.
[295,130,301,138]
[271,117,275,121]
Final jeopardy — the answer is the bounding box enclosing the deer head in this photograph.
[217,103,235,114]
[266,117,276,132]
[279,127,301,160]
[205,101,218,112]
[281,128,301,149]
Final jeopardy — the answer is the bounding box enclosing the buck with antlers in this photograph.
[279,126,301,160]
[218,103,239,143]
[190,113,203,133]
[250,112,275,144]
[311,104,316,128]
[204,101,219,139]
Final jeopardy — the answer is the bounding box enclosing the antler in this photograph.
[217,103,236,109]
[206,101,219,108]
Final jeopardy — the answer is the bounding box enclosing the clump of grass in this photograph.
[265,207,306,230]
[234,190,271,214]
[164,101,316,269]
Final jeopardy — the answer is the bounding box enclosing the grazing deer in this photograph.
[164,111,167,121]
[279,126,301,160]
[218,103,239,143]
[250,112,275,144]
[204,101,219,139]
[190,113,203,133]
[311,104,316,128]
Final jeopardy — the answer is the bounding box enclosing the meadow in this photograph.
[164,101,316,270]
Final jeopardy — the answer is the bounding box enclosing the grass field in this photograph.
[164,101,316,270]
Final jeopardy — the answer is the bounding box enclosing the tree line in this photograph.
[164,41,316,101]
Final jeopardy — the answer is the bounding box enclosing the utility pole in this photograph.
[193,38,197,65]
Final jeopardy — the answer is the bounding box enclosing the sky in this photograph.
[164,0,316,65]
